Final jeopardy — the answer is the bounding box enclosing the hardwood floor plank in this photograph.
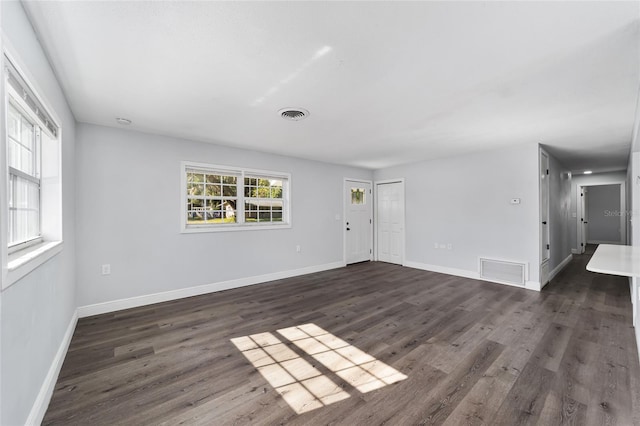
[491,362,555,425]
[43,253,640,425]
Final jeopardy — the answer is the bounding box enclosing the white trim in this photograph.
[548,254,573,284]
[25,310,78,426]
[78,261,345,318]
[404,260,542,292]
[3,241,63,290]
[343,178,373,265]
[373,178,406,265]
[571,248,581,254]
[539,148,550,266]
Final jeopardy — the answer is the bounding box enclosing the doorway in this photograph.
[375,180,405,265]
[344,179,372,264]
[577,183,625,250]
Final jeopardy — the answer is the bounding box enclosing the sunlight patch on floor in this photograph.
[231,323,407,415]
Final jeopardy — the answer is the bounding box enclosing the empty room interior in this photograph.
[2,1,640,425]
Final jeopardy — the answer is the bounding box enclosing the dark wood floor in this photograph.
[44,251,640,425]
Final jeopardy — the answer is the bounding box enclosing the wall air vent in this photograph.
[279,108,309,121]
[479,258,526,286]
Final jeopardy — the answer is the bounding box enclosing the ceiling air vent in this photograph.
[279,108,309,121]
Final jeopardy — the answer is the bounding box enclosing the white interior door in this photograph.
[345,181,372,264]
[377,181,404,265]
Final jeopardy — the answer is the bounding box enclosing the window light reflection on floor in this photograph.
[231,323,407,415]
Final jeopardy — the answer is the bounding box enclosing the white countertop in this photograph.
[586,244,640,277]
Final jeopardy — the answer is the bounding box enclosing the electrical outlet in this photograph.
[434,243,439,249]
[296,245,301,253]
[447,243,452,250]
[101,264,111,275]
[439,244,446,249]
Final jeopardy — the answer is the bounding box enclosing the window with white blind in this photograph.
[181,162,290,232]
[3,54,63,288]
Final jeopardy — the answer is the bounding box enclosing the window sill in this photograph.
[4,240,63,289]
[182,223,292,233]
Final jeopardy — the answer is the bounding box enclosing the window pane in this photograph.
[187,211,205,223]
[272,212,283,222]
[223,200,237,223]
[271,186,283,198]
[8,138,20,172]
[245,211,257,222]
[21,119,34,151]
[206,199,222,211]
[187,172,204,183]
[8,173,40,245]
[22,149,33,176]
[8,106,20,140]
[351,188,365,205]
[206,174,221,184]
[187,198,203,210]
[187,182,203,196]
[222,176,237,185]
[206,184,221,196]
[205,210,223,222]
[223,185,237,196]
[258,212,271,222]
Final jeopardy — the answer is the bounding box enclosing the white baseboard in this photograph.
[571,248,582,254]
[547,254,573,284]
[25,310,78,426]
[404,261,541,292]
[78,261,345,318]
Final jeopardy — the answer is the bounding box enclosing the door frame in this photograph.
[343,178,374,265]
[539,149,550,287]
[576,181,626,250]
[539,149,550,265]
[374,178,406,265]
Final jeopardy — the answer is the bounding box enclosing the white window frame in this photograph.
[180,161,291,233]
[7,97,42,251]
[2,51,63,290]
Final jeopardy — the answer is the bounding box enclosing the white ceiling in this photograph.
[23,1,640,171]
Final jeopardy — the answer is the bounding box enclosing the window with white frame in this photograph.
[4,55,61,255]
[8,102,40,246]
[182,162,290,232]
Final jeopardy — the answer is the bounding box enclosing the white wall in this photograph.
[570,171,627,251]
[629,150,640,358]
[586,184,622,243]
[75,123,372,309]
[546,151,572,277]
[0,2,77,425]
[374,142,540,286]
